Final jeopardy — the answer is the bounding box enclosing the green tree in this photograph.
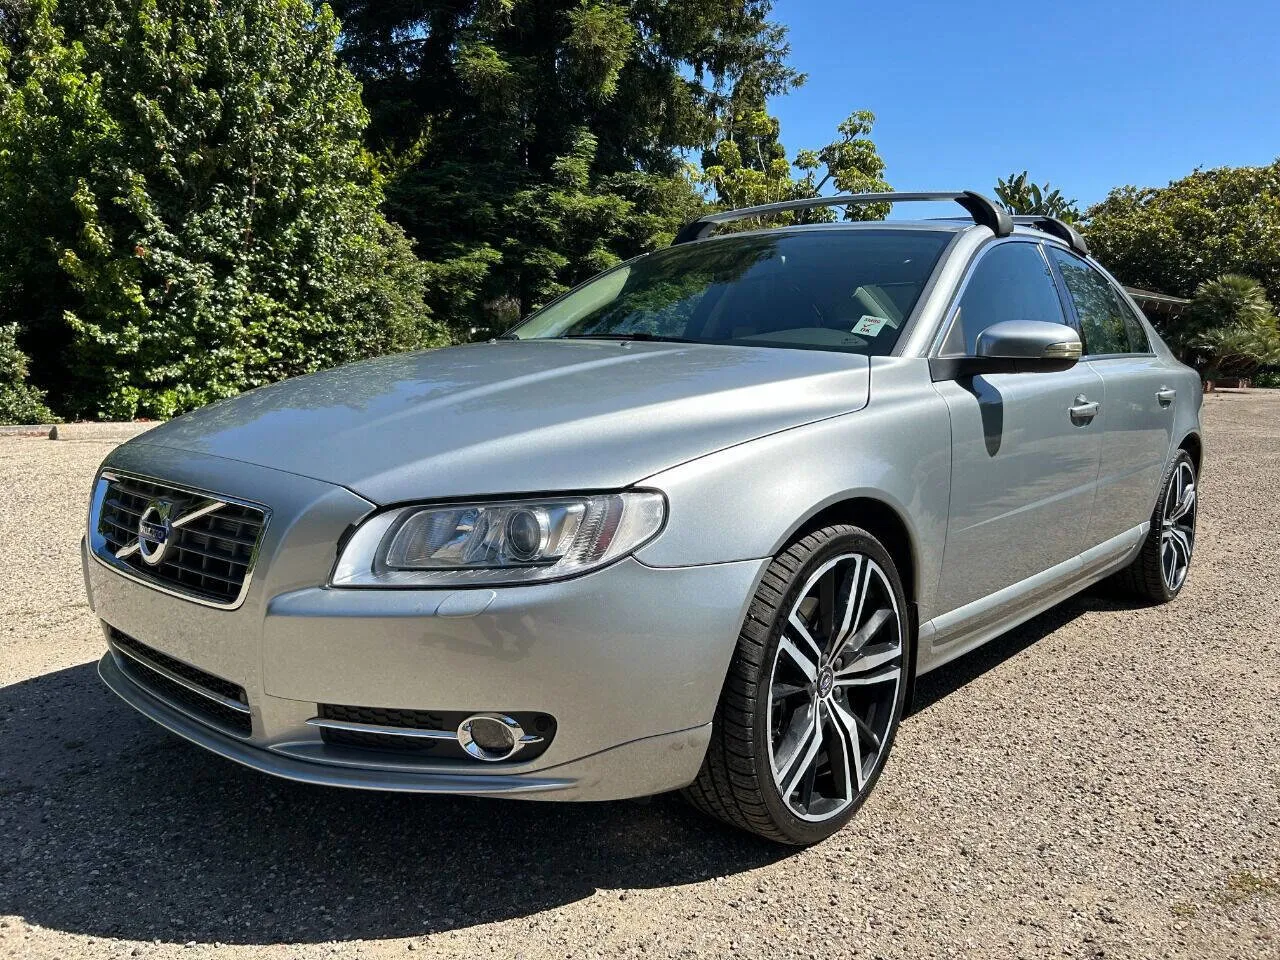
[0,0,443,420]
[329,0,800,331]
[0,323,56,424]
[994,171,1080,222]
[1084,161,1280,304]
[698,108,891,221]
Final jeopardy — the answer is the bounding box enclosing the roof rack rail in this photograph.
[671,191,1013,245]
[1010,215,1089,256]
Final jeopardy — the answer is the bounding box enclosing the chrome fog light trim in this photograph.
[457,713,543,762]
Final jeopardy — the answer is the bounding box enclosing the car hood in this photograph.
[129,340,870,504]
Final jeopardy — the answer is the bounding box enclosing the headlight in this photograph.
[330,491,666,588]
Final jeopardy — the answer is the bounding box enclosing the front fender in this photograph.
[635,358,953,621]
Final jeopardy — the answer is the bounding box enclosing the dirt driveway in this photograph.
[2,392,1278,960]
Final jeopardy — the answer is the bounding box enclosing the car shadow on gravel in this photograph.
[0,662,787,946]
[0,589,1145,947]
[908,588,1148,715]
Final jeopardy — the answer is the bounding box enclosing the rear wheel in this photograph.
[1109,450,1197,603]
[684,525,909,845]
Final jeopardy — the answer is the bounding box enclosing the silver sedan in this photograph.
[84,192,1203,844]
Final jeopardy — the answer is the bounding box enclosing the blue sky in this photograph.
[768,0,1279,210]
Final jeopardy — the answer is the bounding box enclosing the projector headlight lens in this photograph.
[331,491,666,588]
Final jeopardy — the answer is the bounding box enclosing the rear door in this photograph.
[1046,248,1174,547]
[931,240,1105,614]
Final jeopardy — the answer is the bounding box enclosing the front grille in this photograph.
[93,473,267,606]
[111,628,252,737]
[317,703,555,761]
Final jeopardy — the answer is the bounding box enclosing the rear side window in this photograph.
[1048,248,1150,355]
[939,241,1066,356]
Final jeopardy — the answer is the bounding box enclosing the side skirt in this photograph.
[915,523,1148,676]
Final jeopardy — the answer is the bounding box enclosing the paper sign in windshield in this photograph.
[852,315,890,337]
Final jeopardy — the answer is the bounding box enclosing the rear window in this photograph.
[510,230,953,355]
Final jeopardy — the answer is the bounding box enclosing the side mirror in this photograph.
[930,320,1082,381]
[976,321,1082,363]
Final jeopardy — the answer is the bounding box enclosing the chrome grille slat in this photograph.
[109,629,252,737]
[114,638,251,715]
[88,471,269,608]
[306,717,457,740]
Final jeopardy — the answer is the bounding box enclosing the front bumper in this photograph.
[84,446,765,800]
[97,651,714,799]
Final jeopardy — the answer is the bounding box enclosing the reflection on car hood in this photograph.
[129,340,870,503]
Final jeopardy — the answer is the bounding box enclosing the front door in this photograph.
[932,240,1105,614]
[1046,248,1175,546]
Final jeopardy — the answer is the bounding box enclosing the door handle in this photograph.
[1069,395,1099,422]
[1156,387,1177,406]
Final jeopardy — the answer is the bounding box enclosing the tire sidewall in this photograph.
[753,527,911,845]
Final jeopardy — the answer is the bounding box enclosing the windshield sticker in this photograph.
[852,315,890,337]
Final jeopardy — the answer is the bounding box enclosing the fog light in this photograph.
[458,713,525,761]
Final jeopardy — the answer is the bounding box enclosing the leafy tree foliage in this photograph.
[699,107,891,221]
[1084,161,1280,305]
[0,0,443,420]
[994,171,1080,222]
[0,323,56,424]
[329,0,801,333]
[1184,274,1280,378]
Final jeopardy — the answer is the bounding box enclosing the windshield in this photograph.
[509,229,953,355]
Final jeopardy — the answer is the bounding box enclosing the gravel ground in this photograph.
[1,393,1278,960]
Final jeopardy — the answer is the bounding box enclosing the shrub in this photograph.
[0,0,446,420]
[1187,275,1280,379]
[0,324,56,424]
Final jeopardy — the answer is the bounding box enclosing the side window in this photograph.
[940,242,1066,356]
[1119,300,1151,354]
[1048,248,1150,355]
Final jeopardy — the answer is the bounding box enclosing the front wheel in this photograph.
[683,525,910,845]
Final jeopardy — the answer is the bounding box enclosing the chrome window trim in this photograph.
[87,469,271,610]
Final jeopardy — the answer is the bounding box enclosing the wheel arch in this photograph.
[783,494,923,709]
[1178,431,1202,474]
[787,495,919,610]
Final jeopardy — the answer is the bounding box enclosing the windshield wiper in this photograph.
[559,333,697,343]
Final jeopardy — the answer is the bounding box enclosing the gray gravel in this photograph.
[2,395,1278,960]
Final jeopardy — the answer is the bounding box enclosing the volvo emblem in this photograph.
[136,499,175,566]
[817,667,835,698]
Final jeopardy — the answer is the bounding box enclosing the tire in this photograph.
[1108,449,1198,603]
[683,525,911,845]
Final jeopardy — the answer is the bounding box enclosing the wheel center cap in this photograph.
[817,667,835,698]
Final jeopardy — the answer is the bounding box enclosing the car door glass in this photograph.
[940,242,1066,356]
[1120,301,1151,353]
[1047,248,1145,355]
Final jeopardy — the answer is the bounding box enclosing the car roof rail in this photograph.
[670,191,1013,245]
[1009,215,1090,256]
